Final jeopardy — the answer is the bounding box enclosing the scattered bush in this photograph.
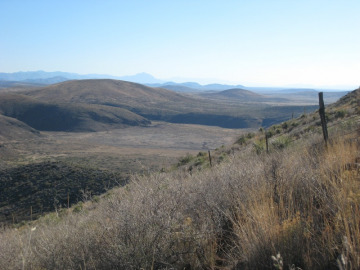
[236,135,246,145]
[271,136,292,149]
[177,153,194,166]
[335,109,346,119]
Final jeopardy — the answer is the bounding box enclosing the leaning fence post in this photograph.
[318,92,328,144]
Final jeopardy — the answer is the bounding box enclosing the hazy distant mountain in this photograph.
[0,71,164,85]
[23,76,70,84]
[148,82,246,92]
[0,71,352,94]
[0,71,84,81]
[119,72,164,84]
[0,80,44,90]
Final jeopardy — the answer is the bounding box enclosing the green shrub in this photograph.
[194,157,206,167]
[246,132,255,139]
[177,154,194,166]
[271,136,292,150]
[253,141,265,154]
[266,130,274,138]
[236,135,246,145]
[335,110,346,119]
[73,202,83,213]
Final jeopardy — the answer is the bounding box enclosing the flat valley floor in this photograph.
[0,121,245,173]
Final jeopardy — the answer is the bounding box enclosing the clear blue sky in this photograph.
[1,0,359,88]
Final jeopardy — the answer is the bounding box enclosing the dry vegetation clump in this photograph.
[0,131,359,268]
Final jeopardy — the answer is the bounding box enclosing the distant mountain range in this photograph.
[146,82,246,92]
[0,71,164,85]
[0,71,352,93]
[0,71,246,91]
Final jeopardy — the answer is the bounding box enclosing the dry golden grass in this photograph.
[229,135,360,269]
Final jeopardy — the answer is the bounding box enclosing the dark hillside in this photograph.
[0,93,150,132]
[0,161,125,224]
[0,114,40,140]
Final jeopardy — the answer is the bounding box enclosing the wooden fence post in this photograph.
[265,132,269,153]
[208,150,212,167]
[318,92,329,143]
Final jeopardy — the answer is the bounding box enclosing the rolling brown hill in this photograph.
[199,88,289,103]
[18,79,317,128]
[23,79,195,113]
[21,79,264,128]
[0,93,150,132]
[202,88,264,99]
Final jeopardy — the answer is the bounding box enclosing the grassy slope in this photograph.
[0,88,358,269]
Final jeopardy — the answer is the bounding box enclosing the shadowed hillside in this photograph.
[0,93,150,132]
[0,161,125,223]
[0,114,40,140]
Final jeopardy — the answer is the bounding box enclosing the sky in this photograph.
[1,0,359,88]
